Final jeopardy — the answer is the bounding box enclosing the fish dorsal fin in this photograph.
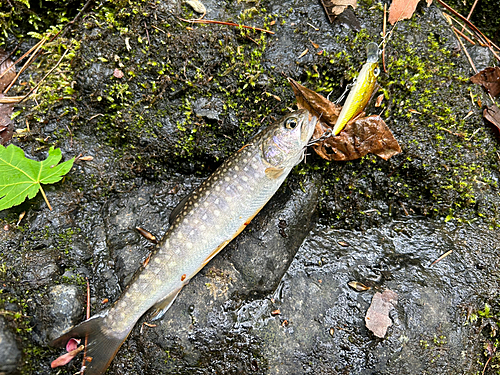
[265,166,285,179]
[169,194,191,225]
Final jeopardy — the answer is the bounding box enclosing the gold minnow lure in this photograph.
[332,42,380,136]
[50,109,317,375]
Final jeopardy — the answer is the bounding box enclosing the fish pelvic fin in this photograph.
[50,314,131,375]
[150,285,183,321]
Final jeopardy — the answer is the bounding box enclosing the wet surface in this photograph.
[0,0,499,374]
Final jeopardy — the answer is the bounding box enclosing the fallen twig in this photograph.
[18,48,70,104]
[430,250,453,267]
[177,16,275,34]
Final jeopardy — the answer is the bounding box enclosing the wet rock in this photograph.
[123,174,321,373]
[0,317,21,374]
[193,97,224,121]
[47,285,83,341]
[469,46,494,72]
[20,249,58,287]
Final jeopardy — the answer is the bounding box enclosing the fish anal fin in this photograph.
[150,286,183,321]
[265,167,285,179]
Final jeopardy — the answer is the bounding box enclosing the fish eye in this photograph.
[285,118,298,129]
[373,67,380,77]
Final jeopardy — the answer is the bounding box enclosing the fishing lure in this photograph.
[332,42,380,135]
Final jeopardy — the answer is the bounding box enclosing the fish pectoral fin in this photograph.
[150,286,184,321]
[169,193,191,225]
[265,166,285,179]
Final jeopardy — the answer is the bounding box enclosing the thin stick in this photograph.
[59,0,94,40]
[177,17,275,34]
[444,13,477,73]
[452,26,475,45]
[2,39,46,92]
[81,277,91,374]
[39,185,53,211]
[435,0,489,46]
[430,250,453,267]
[463,0,479,32]
[382,3,387,73]
[18,48,70,104]
[0,40,43,82]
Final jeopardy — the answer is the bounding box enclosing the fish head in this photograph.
[261,109,317,168]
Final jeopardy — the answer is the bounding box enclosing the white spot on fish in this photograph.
[252,164,259,170]
[175,249,181,254]
[244,167,248,171]
[234,166,239,171]
[204,201,209,207]
[214,210,220,216]
[214,198,220,205]
[177,232,183,239]
[233,174,238,179]
[154,257,162,264]
[226,186,231,191]
[189,230,195,236]
[242,176,248,182]
[186,242,193,249]
[225,177,230,182]
[237,185,243,191]
[194,203,199,208]
[215,186,220,192]
[243,159,248,163]
[194,219,199,224]
[202,214,208,220]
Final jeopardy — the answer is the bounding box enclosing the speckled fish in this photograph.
[332,42,380,135]
[50,109,317,374]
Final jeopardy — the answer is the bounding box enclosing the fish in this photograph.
[332,42,380,136]
[50,109,317,374]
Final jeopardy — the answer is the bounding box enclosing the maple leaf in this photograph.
[0,144,74,211]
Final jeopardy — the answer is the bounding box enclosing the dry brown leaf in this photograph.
[320,0,357,23]
[312,115,402,161]
[0,94,13,145]
[470,67,500,97]
[388,0,432,25]
[0,50,15,93]
[288,78,341,127]
[484,105,500,139]
[365,290,398,338]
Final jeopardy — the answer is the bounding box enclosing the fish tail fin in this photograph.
[50,314,131,375]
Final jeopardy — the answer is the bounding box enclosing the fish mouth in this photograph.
[300,111,318,144]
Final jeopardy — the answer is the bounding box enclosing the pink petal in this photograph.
[51,345,84,368]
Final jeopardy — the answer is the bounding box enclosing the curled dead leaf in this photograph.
[483,105,500,139]
[312,115,401,161]
[470,67,500,97]
[0,50,15,93]
[0,94,14,145]
[348,281,371,291]
[288,78,341,127]
[320,0,358,23]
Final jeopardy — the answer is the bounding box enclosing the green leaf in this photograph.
[0,144,74,211]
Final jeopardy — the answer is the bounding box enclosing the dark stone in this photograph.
[0,317,21,374]
[47,285,83,341]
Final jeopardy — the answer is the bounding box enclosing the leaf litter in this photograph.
[365,289,398,338]
[288,78,401,161]
[0,49,15,145]
[388,0,433,25]
[470,67,500,98]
